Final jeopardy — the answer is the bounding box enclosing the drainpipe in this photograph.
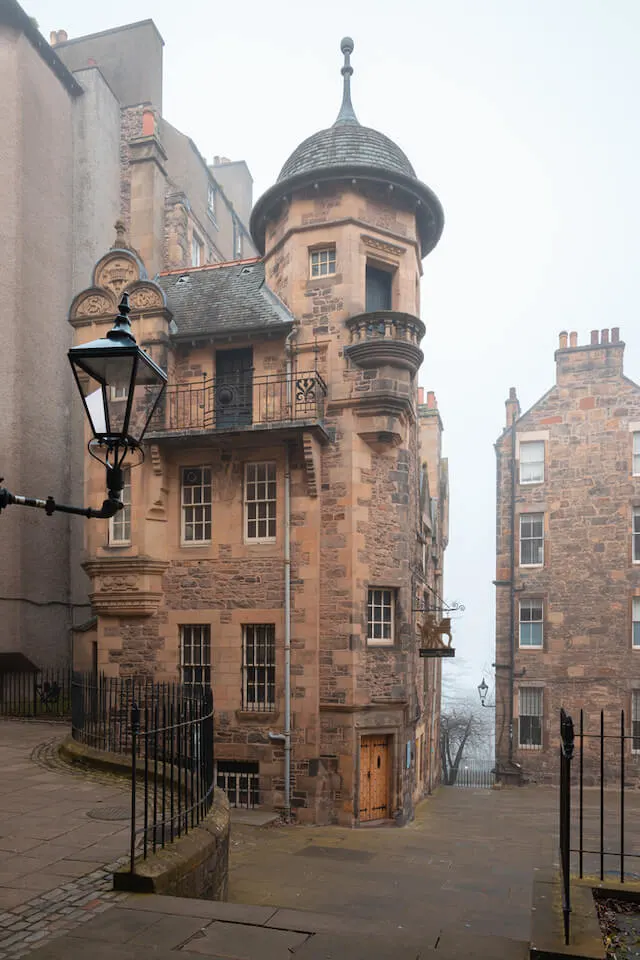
[280,330,297,822]
[508,418,516,764]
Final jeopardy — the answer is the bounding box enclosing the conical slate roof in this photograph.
[250,38,443,258]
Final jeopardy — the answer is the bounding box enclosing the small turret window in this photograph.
[310,247,336,278]
[366,263,393,312]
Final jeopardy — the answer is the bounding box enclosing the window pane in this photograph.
[243,625,275,710]
[180,625,211,688]
[245,463,276,540]
[367,588,394,643]
[634,433,640,475]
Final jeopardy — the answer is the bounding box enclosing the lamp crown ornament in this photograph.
[107,291,135,343]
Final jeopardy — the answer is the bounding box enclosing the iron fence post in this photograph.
[130,701,140,874]
[560,708,574,946]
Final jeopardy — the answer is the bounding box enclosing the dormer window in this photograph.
[310,247,336,278]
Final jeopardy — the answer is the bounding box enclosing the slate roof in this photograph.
[250,41,444,259]
[278,124,416,183]
[156,260,294,340]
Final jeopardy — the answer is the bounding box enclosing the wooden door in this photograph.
[215,348,253,427]
[359,735,389,822]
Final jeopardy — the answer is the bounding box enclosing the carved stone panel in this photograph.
[95,253,140,297]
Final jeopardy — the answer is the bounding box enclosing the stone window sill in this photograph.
[235,709,280,723]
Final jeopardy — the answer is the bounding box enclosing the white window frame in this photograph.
[519,598,543,649]
[191,232,203,267]
[110,384,128,401]
[244,462,276,542]
[518,687,543,749]
[242,624,276,711]
[108,467,131,545]
[519,513,544,567]
[367,588,395,646]
[310,247,336,278]
[633,598,640,649]
[181,466,212,545]
[634,508,640,563]
[633,691,640,753]
[519,440,544,484]
[180,624,211,688]
[633,433,640,477]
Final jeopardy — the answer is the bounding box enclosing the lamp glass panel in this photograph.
[126,353,166,443]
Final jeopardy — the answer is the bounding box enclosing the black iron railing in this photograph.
[0,668,71,718]
[148,370,327,433]
[559,708,574,946]
[72,674,214,872]
[558,707,640,945]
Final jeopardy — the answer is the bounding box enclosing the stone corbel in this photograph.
[83,557,168,617]
[302,432,320,497]
[146,445,169,521]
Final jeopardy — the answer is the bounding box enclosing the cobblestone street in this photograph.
[0,721,132,958]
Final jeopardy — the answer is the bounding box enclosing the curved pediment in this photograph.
[69,248,167,328]
[93,248,147,298]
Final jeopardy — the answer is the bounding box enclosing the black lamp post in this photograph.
[0,293,167,520]
[477,677,495,708]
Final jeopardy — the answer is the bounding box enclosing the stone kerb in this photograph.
[59,735,230,901]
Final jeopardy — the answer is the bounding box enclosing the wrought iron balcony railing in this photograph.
[148,370,327,434]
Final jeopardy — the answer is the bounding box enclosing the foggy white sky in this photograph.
[27,0,640,704]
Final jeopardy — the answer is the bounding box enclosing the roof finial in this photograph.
[335,36,358,126]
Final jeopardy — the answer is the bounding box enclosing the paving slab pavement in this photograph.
[0,721,135,958]
[24,895,531,960]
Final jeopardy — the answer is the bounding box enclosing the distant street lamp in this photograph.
[477,677,495,709]
[0,293,166,520]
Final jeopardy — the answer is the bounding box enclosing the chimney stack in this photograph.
[418,387,425,406]
[505,387,520,428]
[49,29,68,45]
[427,391,437,410]
[556,328,625,385]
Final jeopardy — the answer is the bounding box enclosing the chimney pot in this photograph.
[559,331,568,349]
[509,387,517,400]
[601,328,609,344]
[49,31,57,45]
[142,108,155,137]
[590,330,599,345]
[612,327,620,343]
[57,29,68,43]
[418,387,425,405]
[570,332,578,347]
[427,391,437,410]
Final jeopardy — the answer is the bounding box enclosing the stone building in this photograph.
[494,328,640,783]
[71,39,448,824]
[0,1,254,668]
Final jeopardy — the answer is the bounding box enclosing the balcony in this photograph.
[344,311,425,375]
[147,370,327,438]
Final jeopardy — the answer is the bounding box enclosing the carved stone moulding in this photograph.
[346,338,424,374]
[83,557,168,618]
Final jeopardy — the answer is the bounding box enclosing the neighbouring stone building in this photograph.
[72,38,449,824]
[0,0,254,668]
[495,328,640,783]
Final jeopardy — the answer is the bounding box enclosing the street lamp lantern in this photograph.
[68,292,167,452]
[1,292,167,520]
[477,677,489,706]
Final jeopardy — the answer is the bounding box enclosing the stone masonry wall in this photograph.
[495,332,640,784]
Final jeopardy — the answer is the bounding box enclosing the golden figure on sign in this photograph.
[420,614,453,650]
